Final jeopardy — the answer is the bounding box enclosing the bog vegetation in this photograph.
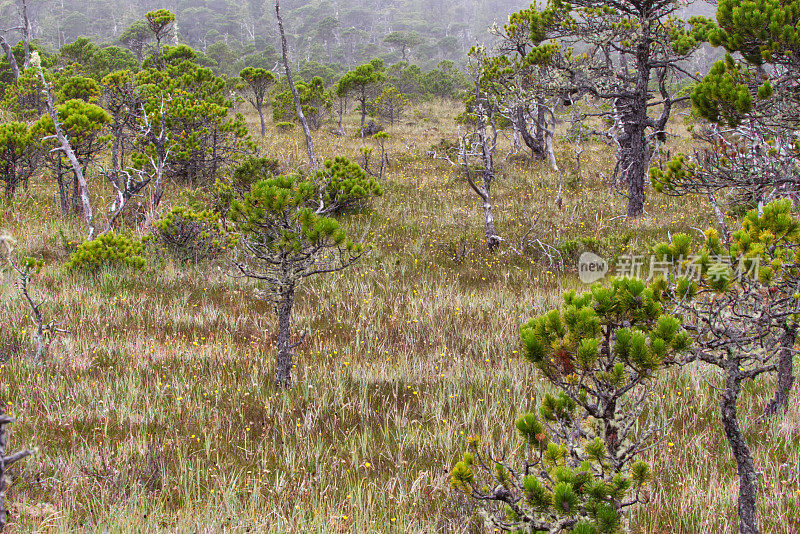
[0,0,798,533]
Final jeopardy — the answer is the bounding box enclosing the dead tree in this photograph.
[275,0,318,169]
[0,411,34,533]
[135,98,172,210]
[1,234,64,362]
[0,0,33,82]
[458,81,502,252]
[35,54,94,238]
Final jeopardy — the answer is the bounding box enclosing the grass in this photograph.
[0,98,798,532]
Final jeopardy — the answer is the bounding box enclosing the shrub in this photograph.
[314,156,382,215]
[66,232,145,271]
[275,121,295,131]
[149,206,231,262]
[452,278,692,532]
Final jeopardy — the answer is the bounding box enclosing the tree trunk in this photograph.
[39,68,94,238]
[764,327,796,417]
[20,0,31,70]
[275,284,295,388]
[56,162,69,216]
[275,0,318,169]
[477,110,500,251]
[620,44,652,218]
[535,99,546,152]
[721,365,760,534]
[0,412,33,533]
[515,106,544,160]
[482,197,500,252]
[360,87,367,128]
[0,36,19,82]
[258,108,266,137]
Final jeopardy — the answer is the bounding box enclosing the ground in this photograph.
[0,99,798,532]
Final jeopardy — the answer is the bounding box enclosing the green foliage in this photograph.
[521,278,689,377]
[337,61,386,124]
[32,98,112,167]
[384,31,424,61]
[455,276,691,532]
[66,232,145,271]
[0,121,37,199]
[149,206,232,262]
[690,55,753,127]
[368,85,408,125]
[3,67,50,118]
[419,61,468,98]
[315,156,382,214]
[239,68,276,102]
[133,55,252,186]
[58,75,101,103]
[272,76,332,130]
[229,173,363,271]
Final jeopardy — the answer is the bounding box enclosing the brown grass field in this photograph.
[0,99,798,532]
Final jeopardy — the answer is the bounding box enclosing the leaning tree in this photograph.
[230,172,365,387]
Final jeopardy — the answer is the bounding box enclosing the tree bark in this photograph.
[20,0,31,70]
[0,412,34,533]
[275,0,318,169]
[721,365,760,534]
[477,109,500,252]
[275,283,295,388]
[514,106,544,160]
[359,86,367,128]
[258,108,266,137]
[0,36,19,82]
[764,327,796,417]
[622,43,653,218]
[39,67,94,238]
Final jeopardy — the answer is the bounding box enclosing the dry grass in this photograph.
[0,99,798,533]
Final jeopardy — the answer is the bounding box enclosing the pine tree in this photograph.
[452,277,691,532]
[229,172,365,387]
[0,121,38,199]
[651,0,799,222]
[491,0,706,217]
[655,199,800,534]
[239,67,276,136]
[384,31,424,62]
[336,60,386,129]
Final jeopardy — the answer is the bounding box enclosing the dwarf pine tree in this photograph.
[485,0,706,217]
[145,9,176,69]
[655,199,800,534]
[452,277,691,532]
[0,121,38,199]
[229,173,365,387]
[313,156,381,215]
[239,67,276,137]
[336,60,385,129]
[651,0,800,222]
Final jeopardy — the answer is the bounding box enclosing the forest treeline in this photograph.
[0,0,537,73]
